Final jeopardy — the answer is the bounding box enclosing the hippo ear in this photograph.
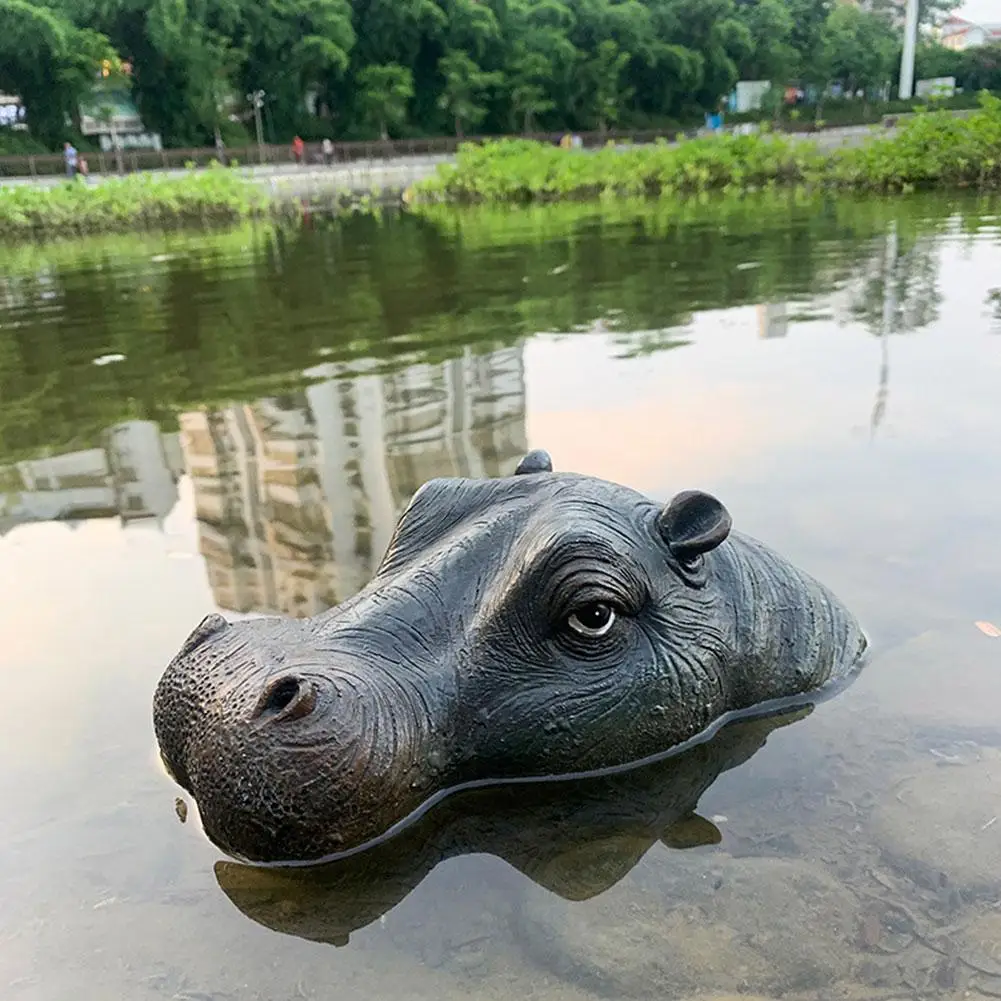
[515,449,554,475]
[657,490,732,563]
[176,613,230,659]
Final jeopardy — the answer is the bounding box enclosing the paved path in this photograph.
[0,153,453,192]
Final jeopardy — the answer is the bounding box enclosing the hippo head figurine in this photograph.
[153,451,866,864]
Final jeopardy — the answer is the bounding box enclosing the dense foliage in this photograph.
[0,164,265,236]
[836,93,1001,191]
[412,132,823,201]
[412,93,1001,201]
[0,0,983,151]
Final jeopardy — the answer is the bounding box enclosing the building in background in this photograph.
[180,345,528,618]
[0,93,27,131]
[78,63,162,153]
[939,15,1001,49]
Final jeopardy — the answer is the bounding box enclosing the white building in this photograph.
[939,15,1001,49]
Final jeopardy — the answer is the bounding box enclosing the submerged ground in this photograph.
[1,194,1000,1000]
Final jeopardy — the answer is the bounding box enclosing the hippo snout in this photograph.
[153,612,453,863]
[153,457,866,864]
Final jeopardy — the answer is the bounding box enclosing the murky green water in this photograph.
[2,194,1001,1001]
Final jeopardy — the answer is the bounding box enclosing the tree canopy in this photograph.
[0,0,988,150]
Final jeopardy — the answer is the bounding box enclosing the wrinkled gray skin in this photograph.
[153,451,867,864]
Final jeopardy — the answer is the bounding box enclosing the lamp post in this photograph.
[247,89,266,163]
[899,0,920,100]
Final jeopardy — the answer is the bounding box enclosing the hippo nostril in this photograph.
[255,675,317,722]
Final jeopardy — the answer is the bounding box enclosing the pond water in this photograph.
[1,194,1001,1001]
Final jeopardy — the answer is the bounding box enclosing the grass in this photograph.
[0,163,268,237]
[410,92,1001,204]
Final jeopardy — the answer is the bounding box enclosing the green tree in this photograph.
[643,0,748,117]
[822,4,898,100]
[0,0,116,145]
[501,0,579,129]
[13,0,976,153]
[437,51,500,137]
[357,62,414,139]
[782,0,833,90]
[583,40,633,132]
[733,0,797,83]
[915,41,965,82]
[237,0,354,136]
[868,0,960,29]
[508,49,556,133]
[960,44,1001,93]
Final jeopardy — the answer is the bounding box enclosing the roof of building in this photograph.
[941,14,1001,34]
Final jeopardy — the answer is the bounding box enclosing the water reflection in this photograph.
[0,420,183,531]
[0,195,965,467]
[1,195,1001,1001]
[215,708,808,947]
[0,344,527,616]
[182,346,527,616]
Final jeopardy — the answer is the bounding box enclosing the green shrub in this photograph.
[0,164,268,237]
[412,92,1001,204]
[412,132,825,203]
[833,93,1001,191]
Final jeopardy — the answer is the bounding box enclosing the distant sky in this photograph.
[956,0,999,22]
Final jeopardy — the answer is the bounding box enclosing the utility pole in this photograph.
[899,0,920,100]
[247,90,266,163]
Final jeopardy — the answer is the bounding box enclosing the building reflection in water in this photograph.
[0,420,184,531]
[179,345,528,618]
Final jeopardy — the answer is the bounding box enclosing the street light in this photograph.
[247,89,266,163]
[899,0,920,100]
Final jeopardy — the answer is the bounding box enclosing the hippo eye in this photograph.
[566,602,616,638]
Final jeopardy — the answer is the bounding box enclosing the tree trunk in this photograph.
[380,120,388,142]
[112,126,123,175]
[455,115,463,138]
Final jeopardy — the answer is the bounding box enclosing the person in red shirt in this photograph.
[292,135,305,165]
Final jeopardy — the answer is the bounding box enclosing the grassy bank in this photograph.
[4,95,1001,237]
[412,94,1001,204]
[0,166,268,237]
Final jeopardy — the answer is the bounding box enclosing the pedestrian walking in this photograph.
[63,141,78,179]
[292,135,305,165]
